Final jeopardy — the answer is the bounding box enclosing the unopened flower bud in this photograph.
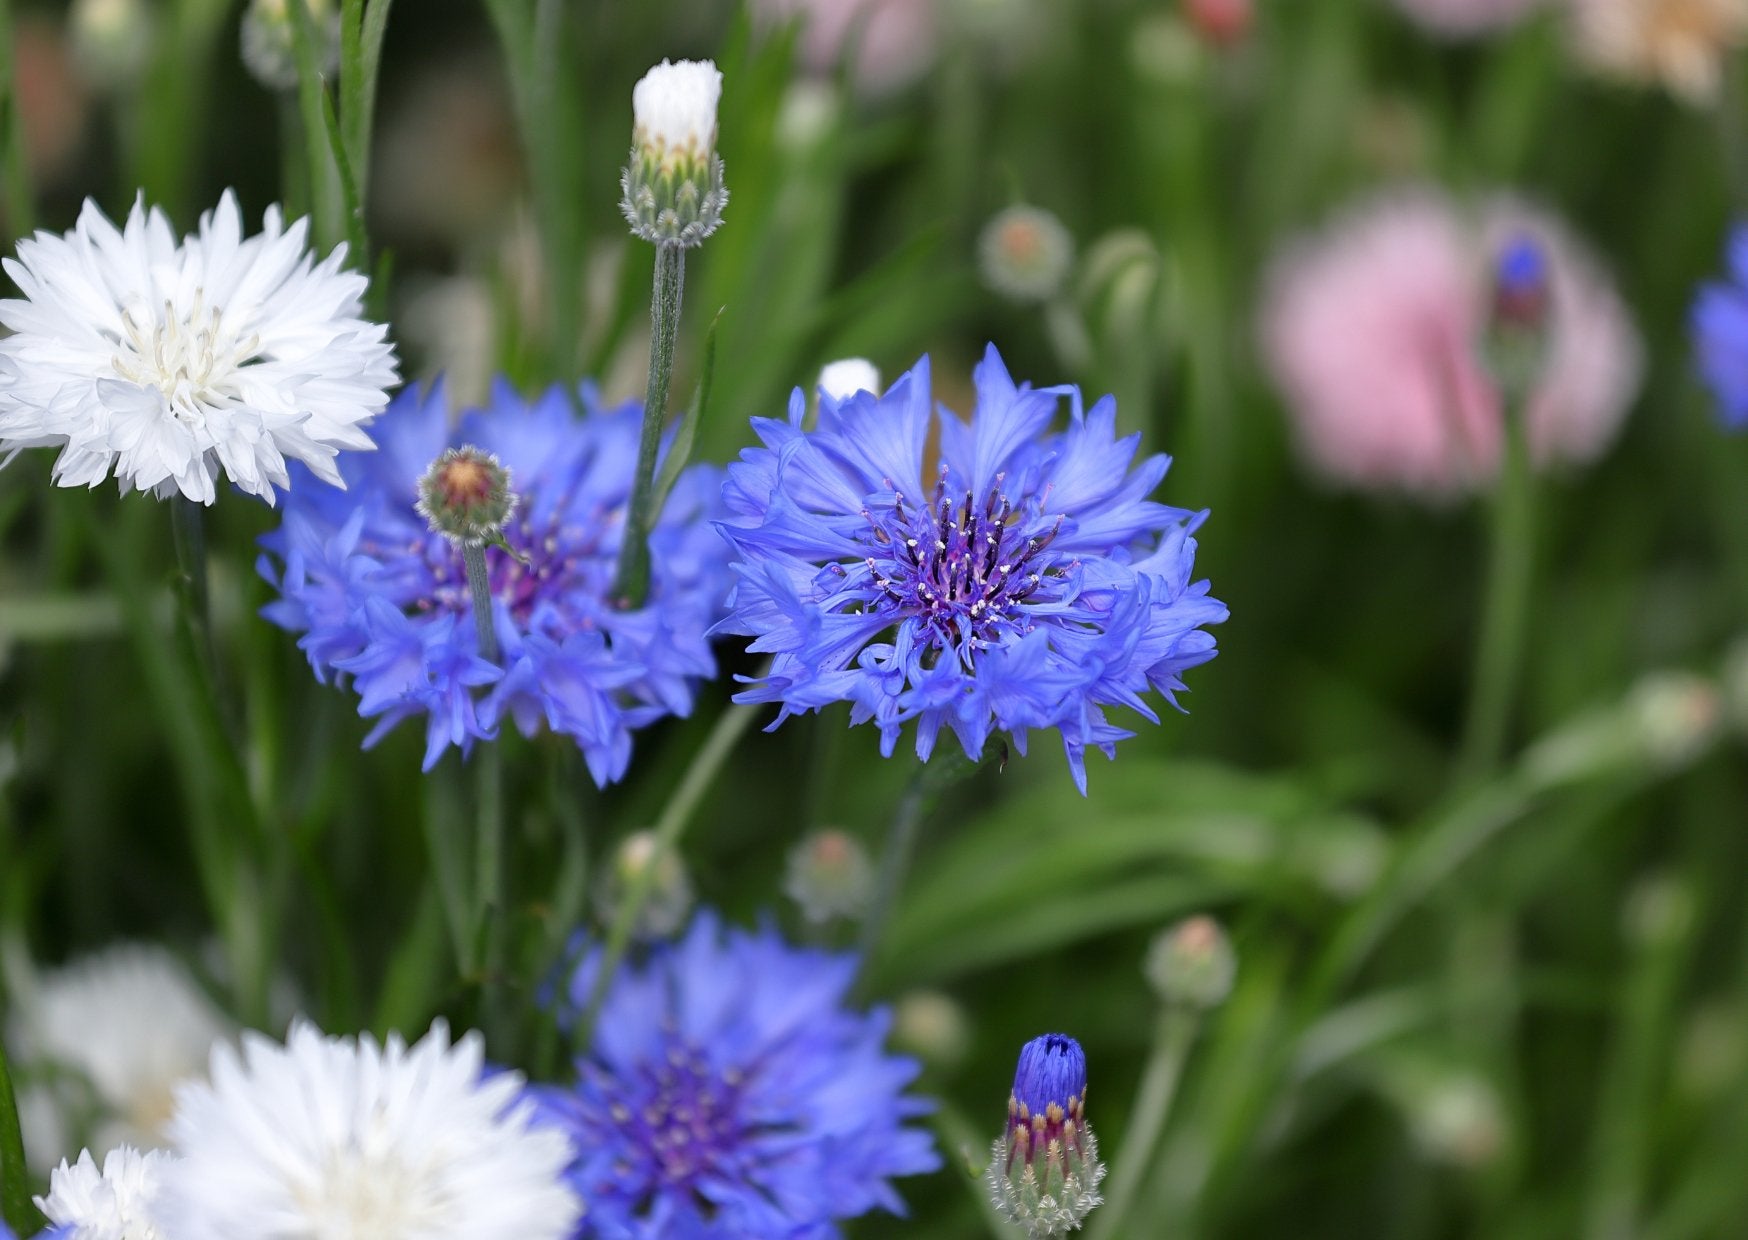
[621,59,728,248]
[1183,0,1253,47]
[240,0,340,93]
[70,0,154,89]
[893,989,972,1071]
[1622,873,1695,948]
[1484,233,1551,396]
[416,446,517,548]
[1625,671,1720,770]
[1408,1072,1505,1170]
[1145,915,1236,1011]
[595,830,694,942]
[783,828,875,925]
[986,1034,1105,1237]
[817,358,882,401]
[979,205,1075,303]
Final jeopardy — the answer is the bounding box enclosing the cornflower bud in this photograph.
[816,358,883,401]
[70,0,154,90]
[783,828,875,925]
[595,829,694,941]
[979,205,1075,303]
[986,1034,1105,1237]
[1144,915,1236,1011]
[1184,0,1253,47]
[415,446,517,549]
[1483,233,1551,397]
[621,58,728,248]
[240,0,340,93]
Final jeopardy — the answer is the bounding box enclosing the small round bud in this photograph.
[1408,1072,1506,1170]
[776,80,838,154]
[816,358,882,401]
[240,0,340,93]
[69,0,155,90]
[987,1034,1105,1237]
[783,828,875,925]
[622,59,728,247]
[1145,915,1236,1011]
[1622,873,1695,949]
[1483,233,1552,397]
[415,446,517,548]
[1625,671,1720,770]
[979,205,1075,304]
[595,830,694,942]
[892,989,972,1071]
[1183,0,1253,47]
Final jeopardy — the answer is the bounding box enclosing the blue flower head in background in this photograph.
[1694,225,1748,429]
[529,911,940,1238]
[987,1033,1105,1237]
[260,380,731,781]
[716,346,1227,792]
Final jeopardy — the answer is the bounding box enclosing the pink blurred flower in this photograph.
[1389,0,1546,38]
[751,0,937,94]
[1259,190,1642,499]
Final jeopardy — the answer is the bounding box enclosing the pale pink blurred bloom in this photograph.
[751,0,938,94]
[1567,0,1748,106]
[1389,0,1546,37]
[1260,190,1642,499]
[12,17,90,192]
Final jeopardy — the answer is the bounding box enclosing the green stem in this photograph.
[1455,399,1535,786]
[1088,1010,1200,1240]
[0,0,34,237]
[474,743,506,1036]
[856,769,931,974]
[579,696,762,1037]
[1718,54,1748,215]
[463,543,499,663]
[613,243,686,607]
[0,1038,41,1237]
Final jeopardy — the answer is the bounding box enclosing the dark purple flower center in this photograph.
[598,1039,746,1202]
[860,472,1064,651]
[410,500,615,628]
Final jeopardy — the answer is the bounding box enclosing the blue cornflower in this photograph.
[715,345,1227,792]
[260,380,730,781]
[528,911,940,1239]
[1694,226,1748,429]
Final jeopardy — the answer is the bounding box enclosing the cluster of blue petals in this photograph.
[1012,1033,1087,1114]
[259,380,730,782]
[715,345,1227,792]
[528,912,939,1239]
[1694,226,1748,429]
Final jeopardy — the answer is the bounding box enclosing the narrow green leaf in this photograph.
[319,84,370,269]
[0,1020,44,1237]
[0,0,34,237]
[286,0,345,252]
[651,306,727,516]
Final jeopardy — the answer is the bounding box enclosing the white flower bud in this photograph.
[817,358,882,401]
[632,58,722,169]
[241,0,339,93]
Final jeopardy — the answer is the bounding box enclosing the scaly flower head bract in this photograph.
[156,1021,580,1240]
[260,379,730,780]
[529,911,939,1239]
[715,345,1226,792]
[0,190,397,504]
[1694,225,1748,429]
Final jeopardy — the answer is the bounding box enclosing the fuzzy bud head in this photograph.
[979,205,1075,303]
[70,0,155,88]
[622,59,728,247]
[415,446,517,548]
[1145,914,1237,1010]
[783,828,875,925]
[596,829,694,942]
[241,0,339,92]
[987,1034,1104,1236]
[1183,0,1253,47]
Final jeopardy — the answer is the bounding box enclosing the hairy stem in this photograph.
[613,243,686,607]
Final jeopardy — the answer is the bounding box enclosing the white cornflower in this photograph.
[156,1020,581,1240]
[631,58,722,168]
[622,60,728,247]
[7,943,231,1172]
[35,1145,173,1240]
[816,357,882,400]
[0,189,398,505]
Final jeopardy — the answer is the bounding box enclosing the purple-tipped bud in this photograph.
[987,1034,1104,1236]
[1491,234,1550,331]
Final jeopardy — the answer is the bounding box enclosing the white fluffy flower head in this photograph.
[157,1019,580,1240]
[816,357,882,400]
[631,58,722,167]
[0,190,398,505]
[36,1145,172,1240]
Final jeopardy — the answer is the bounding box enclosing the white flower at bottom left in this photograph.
[35,1145,171,1240]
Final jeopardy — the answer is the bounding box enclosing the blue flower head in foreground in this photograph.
[716,346,1227,791]
[1694,225,1748,430]
[987,1033,1105,1237]
[529,912,940,1238]
[260,380,730,781]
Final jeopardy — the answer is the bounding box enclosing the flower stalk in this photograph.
[614,242,686,607]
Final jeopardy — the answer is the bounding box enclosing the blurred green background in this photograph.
[3,0,1748,1236]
